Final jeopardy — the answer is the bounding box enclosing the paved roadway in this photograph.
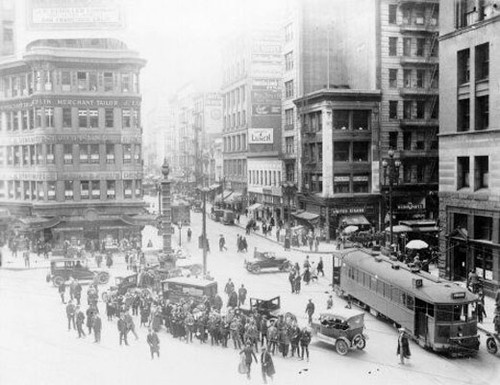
[0,207,498,385]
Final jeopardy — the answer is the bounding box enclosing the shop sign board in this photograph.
[248,128,273,144]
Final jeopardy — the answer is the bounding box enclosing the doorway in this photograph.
[452,243,467,281]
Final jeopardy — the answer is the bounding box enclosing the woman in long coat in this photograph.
[397,328,411,364]
[260,346,275,384]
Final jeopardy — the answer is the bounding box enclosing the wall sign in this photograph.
[248,128,273,144]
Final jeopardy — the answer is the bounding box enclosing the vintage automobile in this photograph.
[245,248,292,274]
[311,309,367,355]
[102,273,139,301]
[210,209,224,222]
[486,332,500,355]
[161,276,218,305]
[192,200,203,213]
[46,258,109,287]
[239,296,281,318]
[222,210,235,225]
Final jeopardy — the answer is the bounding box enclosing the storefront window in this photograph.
[333,110,350,130]
[353,175,369,193]
[474,245,493,280]
[334,142,349,162]
[474,216,492,240]
[334,175,350,194]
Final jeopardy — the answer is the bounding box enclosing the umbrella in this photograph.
[343,225,359,234]
[385,225,412,233]
[405,239,428,249]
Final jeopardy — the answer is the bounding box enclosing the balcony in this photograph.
[399,149,438,158]
[400,56,438,66]
[399,22,439,34]
[399,87,438,97]
[400,118,438,128]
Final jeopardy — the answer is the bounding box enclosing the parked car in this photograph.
[222,210,235,225]
[311,309,367,355]
[245,248,292,274]
[239,296,281,318]
[102,273,138,301]
[210,209,224,222]
[46,258,109,287]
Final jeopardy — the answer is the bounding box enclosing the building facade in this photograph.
[0,38,146,248]
[1,0,15,57]
[438,0,500,295]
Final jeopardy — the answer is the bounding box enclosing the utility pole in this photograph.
[202,188,207,275]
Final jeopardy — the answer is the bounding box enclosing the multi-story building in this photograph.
[1,0,15,57]
[0,38,146,248]
[221,10,283,217]
[438,0,500,295]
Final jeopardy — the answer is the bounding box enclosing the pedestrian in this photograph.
[238,284,247,307]
[187,228,192,242]
[314,236,320,252]
[75,306,86,338]
[239,341,258,380]
[66,300,76,331]
[288,270,295,294]
[225,278,235,297]
[147,327,160,359]
[261,346,275,384]
[303,255,311,270]
[118,313,129,346]
[23,250,30,268]
[267,321,278,355]
[317,257,325,277]
[290,323,301,358]
[299,326,312,361]
[327,295,333,310]
[305,299,315,324]
[106,252,113,269]
[476,301,487,323]
[228,290,238,308]
[58,281,66,304]
[303,267,311,285]
[397,328,411,365]
[294,274,301,294]
[124,311,139,340]
[93,313,102,343]
[95,253,102,268]
[73,279,82,306]
[219,234,227,252]
[86,306,95,335]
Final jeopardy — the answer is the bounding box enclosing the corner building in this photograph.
[0,38,146,249]
[439,0,500,295]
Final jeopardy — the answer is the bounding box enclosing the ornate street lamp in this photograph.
[382,149,401,249]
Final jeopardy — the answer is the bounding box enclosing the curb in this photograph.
[477,324,495,335]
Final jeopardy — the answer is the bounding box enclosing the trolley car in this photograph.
[333,251,480,355]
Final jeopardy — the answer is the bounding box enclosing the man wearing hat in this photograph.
[260,345,275,384]
[397,328,411,364]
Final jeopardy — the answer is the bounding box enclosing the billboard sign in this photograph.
[248,128,273,144]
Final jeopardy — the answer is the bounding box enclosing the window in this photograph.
[285,51,294,71]
[122,109,131,128]
[79,144,89,163]
[89,72,97,91]
[389,101,398,119]
[403,69,412,88]
[474,156,489,190]
[285,80,294,99]
[285,137,294,154]
[458,98,470,131]
[124,180,133,199]
[61,71,71,91]
[135,180,142,197]
[106,144,115,164]
[333,110,350,130]
[63,144,73,164]
[78,109,88,128]
[475,43,489,81]
[22,110,29,130]
[3,21,13,42]
[121,73,131,92]
[285,163,294,182]
[64,180,74,200]
[389,37,397,56]
[89,109,98,128]
[35,108,42,128]
[403,101,412,119]
[334,174,350,194]
[474,245,493,280]
[134,144,141,162]
[474,215,492,240]
[133,73,139,93]
[77,72,88,91]
[457,49,470,84]
[123,144,132,163]
[416,101,425,119]
[389,4,397,24]
[106,180,116,199]
[353,110,370,130]
[45,108,54,128]
[416,131,425,150]
[415,9,425,24]
[352,142,369,162]
[457,156,470,189]
[285,109,294,129]
[353,175,369,193]
[63,108,72,127]
[403,37,412,56]
[334,142,350,162]
[90,144,100,164]
[91,181,100,199]
[403,132,412,150]
[285,23,293,42]
[416,38,425,57]
[475,96,489,131]
[80,181,90,199]
[47,181,56,200]
[416,70,425,88]
[389,132,398,149]
[104,72,113,92]
[389,69,398,88]
[46,144,55,164]
[13,111,19,130]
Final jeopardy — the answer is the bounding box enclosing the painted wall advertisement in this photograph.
[251,87,281,116]
[248,128,273,144]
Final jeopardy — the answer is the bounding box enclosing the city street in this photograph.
[1,208,498,385]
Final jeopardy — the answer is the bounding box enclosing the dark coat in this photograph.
[261,351,275,376]
[397,334,411,358]
[93,316,102,332]
[147,332,160,352]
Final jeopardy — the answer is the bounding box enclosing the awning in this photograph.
[18,216,61,230]
[121,214,156,226]
[226,192,243,203]
[411,226,440,233]
[292,211,320,221]
[340,215,370,226]
[247,203,263,211]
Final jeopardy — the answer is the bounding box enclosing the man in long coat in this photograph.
[147,327,160,359]
[397,328,411,364]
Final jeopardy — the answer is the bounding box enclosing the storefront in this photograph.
[248,187,282,223]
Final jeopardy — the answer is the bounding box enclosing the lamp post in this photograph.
[382,149,401,249]
[196,184,219,276]
[219,176,226,207]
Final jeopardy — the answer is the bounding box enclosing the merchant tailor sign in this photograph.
[0,96,141,110]
[248,128,273,144]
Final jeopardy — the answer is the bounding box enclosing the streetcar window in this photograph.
[436,305,452,322]
[453,304,473,322]
[427,304,435,317]
[406,295,414,310]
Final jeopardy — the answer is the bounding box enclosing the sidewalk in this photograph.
[0,245,51,270]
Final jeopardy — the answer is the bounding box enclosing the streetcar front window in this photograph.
[436,305,452,322]
[452,304,472,322]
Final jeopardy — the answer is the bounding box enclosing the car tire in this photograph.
[486,337,498,355]
[355,336,366,350]
[53,276,64,287]
[251,265,261,274]
[335,339,349,356]
[98,272,110,285]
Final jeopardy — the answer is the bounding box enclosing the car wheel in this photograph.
[335,339,349,356]
[355,336,366,350]
[53,276,64,287]
[98,272,110,284]
[251,265,261,274]
[486,337,498,354]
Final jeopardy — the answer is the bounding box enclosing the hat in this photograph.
[398,328,406,333]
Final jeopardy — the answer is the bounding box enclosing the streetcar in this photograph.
[333,250,480,356]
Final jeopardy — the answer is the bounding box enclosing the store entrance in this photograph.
[452,243,467,281]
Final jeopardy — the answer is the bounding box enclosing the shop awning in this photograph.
[412,226,440,233]
[340,215,370,226]
[247,203,263,211]
[18,216,61,230]
[292,211,320,221]
[121,214,156,226]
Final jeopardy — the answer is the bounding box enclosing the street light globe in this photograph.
[395,159,402,168]
[388,149,395,158]
[382,159,388,168]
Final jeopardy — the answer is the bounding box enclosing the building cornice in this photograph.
[439,14,500,42]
